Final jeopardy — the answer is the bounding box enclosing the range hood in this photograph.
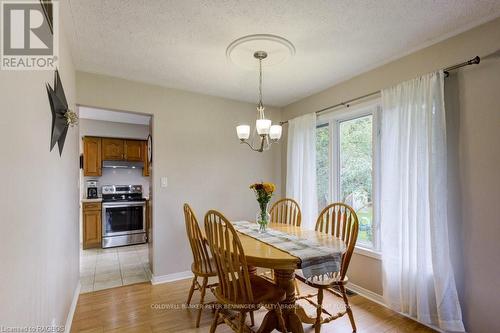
[102,160,144,169]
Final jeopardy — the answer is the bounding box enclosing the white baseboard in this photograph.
[347,282,443,333]
[151,270,193,285]
[64,282,81,333]
[347,282,385,305]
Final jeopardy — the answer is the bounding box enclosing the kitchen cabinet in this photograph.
[83,137,102,176]
[82,136,150,176]
[125,140,143,161]
[142,141,150,176]
[83,202,102,249]
[102,138,145,162]
[102,138,125,160]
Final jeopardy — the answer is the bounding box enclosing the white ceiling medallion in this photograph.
[226,34,295,69]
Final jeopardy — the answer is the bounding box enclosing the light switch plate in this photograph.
[161,177,168,188]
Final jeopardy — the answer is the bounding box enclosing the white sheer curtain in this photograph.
[286,112,318,230]
[380,71,464,331]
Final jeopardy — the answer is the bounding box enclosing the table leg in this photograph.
[247,266,257,327]
[257,269,304,333]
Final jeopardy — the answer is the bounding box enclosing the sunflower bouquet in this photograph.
[250,182,276,232]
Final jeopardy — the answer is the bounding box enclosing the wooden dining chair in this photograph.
[183,203,218,328]
[265,198,302,293]
[270,198,302,226]
[295,203,359,333]
[204,210,288,333]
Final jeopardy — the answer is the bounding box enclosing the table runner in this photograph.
[232,221,345,280]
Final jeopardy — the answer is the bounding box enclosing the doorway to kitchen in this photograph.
[78,105,153,293]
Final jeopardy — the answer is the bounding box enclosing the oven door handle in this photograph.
[102,202,146,208]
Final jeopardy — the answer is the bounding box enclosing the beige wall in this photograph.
[75,72,282,278]
[282,17,500,333]
[0,12,79,329]
[446,59,500,333]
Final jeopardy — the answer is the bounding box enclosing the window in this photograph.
[316,124,330,212]
[316,101,380,251]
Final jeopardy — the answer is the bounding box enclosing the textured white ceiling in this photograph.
[66,0,500,107]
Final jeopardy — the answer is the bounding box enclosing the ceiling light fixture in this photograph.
[236,51,282,152]
[228,34,294,152]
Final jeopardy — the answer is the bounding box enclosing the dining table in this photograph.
[232,222,346,333]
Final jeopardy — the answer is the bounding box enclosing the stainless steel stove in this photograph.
[101,185,147,248]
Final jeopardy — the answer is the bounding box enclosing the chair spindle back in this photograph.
[204,210,254,304]
[183,204,214,274]
[270,198,302,226]
[315,203,359,279]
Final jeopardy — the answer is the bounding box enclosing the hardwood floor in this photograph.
[71,278,436,332]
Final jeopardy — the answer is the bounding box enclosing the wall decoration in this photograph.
[147,134,153,163]
[46,69,78,156]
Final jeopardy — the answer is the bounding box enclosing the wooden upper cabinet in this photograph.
[125,140,143,161]
[102,138,125,160]
[83,137,102,176]
[142,141,150,176]
[83,137,149,175]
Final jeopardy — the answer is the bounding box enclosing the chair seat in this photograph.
[295,270,348,288]
[191,258,217,277]
[214,275,286,307]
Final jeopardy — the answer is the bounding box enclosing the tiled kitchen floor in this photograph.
[80,244,151,294]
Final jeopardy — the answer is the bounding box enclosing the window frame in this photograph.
[316,99,381,253]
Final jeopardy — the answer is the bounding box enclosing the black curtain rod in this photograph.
[280,56,480,125]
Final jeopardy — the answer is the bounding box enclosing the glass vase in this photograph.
[256,203,270,233]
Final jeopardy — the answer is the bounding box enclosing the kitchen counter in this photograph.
[82,198,102,203]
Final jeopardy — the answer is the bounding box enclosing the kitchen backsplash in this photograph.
[84,168,151,198]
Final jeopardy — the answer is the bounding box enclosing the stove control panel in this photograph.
[102,185,142,195]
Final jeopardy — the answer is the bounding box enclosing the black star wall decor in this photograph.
[46,69,77,156]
